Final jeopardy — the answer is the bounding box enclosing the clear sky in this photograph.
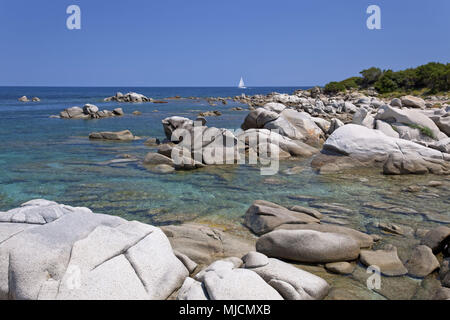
[0,0,448,87]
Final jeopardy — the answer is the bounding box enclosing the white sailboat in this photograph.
[238,77,246,89]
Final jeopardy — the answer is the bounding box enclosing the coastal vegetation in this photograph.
[324,62,450,96]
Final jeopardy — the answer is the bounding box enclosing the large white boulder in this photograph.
[0,200,188,300]
[193,260,283,300]
[243,253,330,300]
[376,104,446,140]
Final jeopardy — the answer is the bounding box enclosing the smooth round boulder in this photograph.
[325,262,355,275]
[242,251,269,268]
[405,245,440,278]
[256,229,360,263]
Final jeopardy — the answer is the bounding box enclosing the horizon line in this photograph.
[0,85,317,88]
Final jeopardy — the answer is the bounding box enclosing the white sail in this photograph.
[238,77,246,88]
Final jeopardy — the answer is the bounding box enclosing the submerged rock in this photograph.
[244,200,319,235]
[89,130,135,141]
[359,246,407,276]
[325,262,355,275]
[404,245,439,278]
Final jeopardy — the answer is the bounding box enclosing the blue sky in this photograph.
[0,0,448,86]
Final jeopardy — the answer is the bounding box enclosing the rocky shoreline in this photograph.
[121,87,450,176]
[6,87,450,300]
[1,198,449,300]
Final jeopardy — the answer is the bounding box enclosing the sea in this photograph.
[0,86,448,244]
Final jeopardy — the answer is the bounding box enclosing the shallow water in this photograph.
[0,87,449,299]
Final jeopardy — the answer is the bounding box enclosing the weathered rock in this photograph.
[328,118,344,135]
[83,104,99,115]
[390,98,402,107]
[161,116,194,141]
[105,92,152,103]
[113,108,124,116]
[359,246,407,276]
[273,223,373,248]
[144,137,160,146]
[433,286,450,300]
[244,200,319,235]
[18,96,29,102]
[375,120,399,138]
[174,250,198,274]
[404,245,439,278]
[244,255,330,300]
[430,138,450,154]
[289,205,323,220]
[401,95,426,109]
[161,224,255,265]
[60,106,85,119]
[148,164,175,174]
[376,104,444,140]
[320,124,450,175]
[241,107,324,146]
[353,109,375,129]
[198,110,222,117]
[242,251,269,268]
[143,152,174,166]
[195,260,283,300]
[325,262,355,275]
[256,229,360,263]
[237,129,318,158]
[0,200,188,300]
[89,130,135,141]
[177,277,209,300]
[421,226,450,253]
[439,258,450,287]
[263,102,286,113]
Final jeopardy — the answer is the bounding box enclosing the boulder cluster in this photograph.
[104,92,153,103]
[2,199,448,300]
[241,199,450,299]
[142,115,318,173]
[18,96,40,102]
[59,104,124,119]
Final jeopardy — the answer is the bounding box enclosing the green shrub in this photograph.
[374,70,398,93]
[322,62,450,95]
[406,123,435,139]
[324,81,346,94]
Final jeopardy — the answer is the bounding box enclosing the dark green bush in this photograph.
[324,81,346,94]
[323,62,450,95]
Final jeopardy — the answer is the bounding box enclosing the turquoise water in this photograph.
[0,87,448,239]
[1,86,449,299]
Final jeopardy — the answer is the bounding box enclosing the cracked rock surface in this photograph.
[0,199,188,300]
